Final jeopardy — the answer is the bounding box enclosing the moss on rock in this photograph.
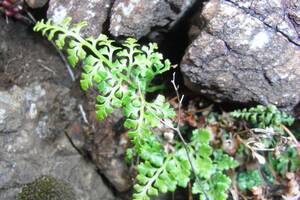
[17,175,76,200]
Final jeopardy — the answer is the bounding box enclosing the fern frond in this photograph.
[230,105,294,128]
[34,18,238,200]
[34,18,172,121]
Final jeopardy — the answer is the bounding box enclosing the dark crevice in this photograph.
[142,0,208,100]
[101,0,116,36]
[164,0,181,14]
[158,0,207,63]
[25,1,49,21]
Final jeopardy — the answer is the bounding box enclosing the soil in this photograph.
[0,18,71,89]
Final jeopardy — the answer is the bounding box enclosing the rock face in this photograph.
[0,83,115,200]
[181,0,300,114]
[0,18,115,200]
[86,108,132,192]
[47,0,112,37]
[47,0,197,39]
[109,0,196,38]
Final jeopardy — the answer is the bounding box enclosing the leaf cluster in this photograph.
[134,129,238,200]
[230,105,294,128]
[237,170,263,190]
[269,147,300,175]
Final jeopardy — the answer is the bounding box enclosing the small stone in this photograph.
[47,0,111,37]
[109,0,197,38]
[25,0,48,8]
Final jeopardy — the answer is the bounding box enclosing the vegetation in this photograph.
[33,18,239,200]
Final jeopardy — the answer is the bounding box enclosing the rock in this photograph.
[181,0,300,114]
[0,82,115,200]
[0,16,130,196]
[0,17,70,87]
[47,0,112,37]
[109,0,197,39]
[25,0,48,8]
[84,104,132,192]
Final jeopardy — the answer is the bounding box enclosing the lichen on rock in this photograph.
[17,176,75,200]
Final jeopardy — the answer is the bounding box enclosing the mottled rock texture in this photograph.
[85,108,132,192]
[0,83,115,200]
[181,0,300,114]
[25,0,48,8]
[47,0,197,39]
[0,19,115,200]
[47,0,112,37]
[110,0,196,38]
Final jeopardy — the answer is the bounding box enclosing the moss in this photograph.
[17,175,76,200]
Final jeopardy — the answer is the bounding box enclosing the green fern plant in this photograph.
[33,18,238,200]
[230,105,294,129]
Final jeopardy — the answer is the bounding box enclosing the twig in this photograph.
[50,40,76,82]
[171,73,197,173]
[78,104,89,124]
[38,63,57,75]
[280,124,300,149]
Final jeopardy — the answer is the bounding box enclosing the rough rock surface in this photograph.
[46,0,197,39]
[181,0,300,114]
[0,83,115,200]
[110,0,197,39]
[0,18,115,200]
[86,108,132,192]
[65,96,133,192]
[47,0,112,37]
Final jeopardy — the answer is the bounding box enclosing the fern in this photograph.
[134,129,238,200]
[230,105,294,128]
[34,18,238,200]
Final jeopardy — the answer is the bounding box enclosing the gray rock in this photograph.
[0,83,115,200]
[89,110,132,192]
[109,0,196,39]
[181,0,300,114]
[47,0,112,37]
[25,0,48,8]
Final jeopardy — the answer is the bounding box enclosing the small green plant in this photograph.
[34,18,238,200]
[237,170,263,191]
[230,105,294,129]
[269,147,300,175]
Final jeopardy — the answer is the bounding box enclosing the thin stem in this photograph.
[281,124,300,149]
[171,72,198,181]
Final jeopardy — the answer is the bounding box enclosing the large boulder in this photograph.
[181,0,300,114]
[109,0,197,39]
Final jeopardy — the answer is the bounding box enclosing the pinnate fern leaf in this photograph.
[34,18,238,200]
[230,105,294,128]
